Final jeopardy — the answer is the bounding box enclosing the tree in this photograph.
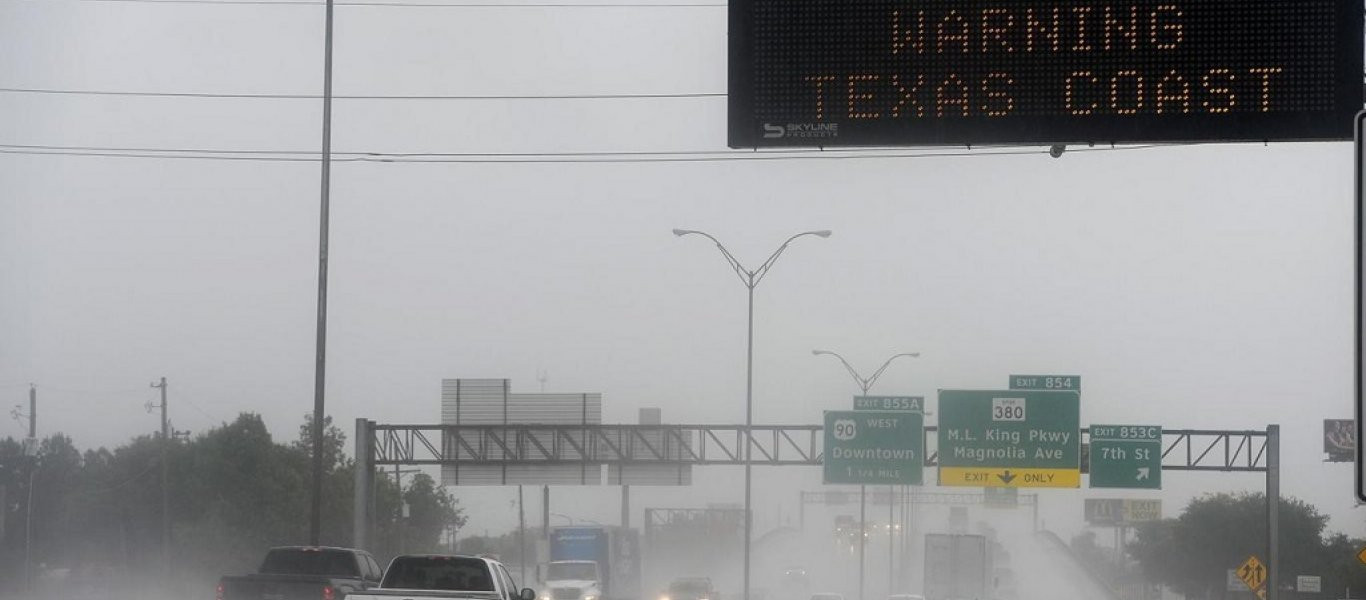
[0,413,469,598]
[294,412,349,473]
[1130,493,1330,600]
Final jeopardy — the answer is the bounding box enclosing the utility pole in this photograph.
[519,485,527,584]
[18,384,36,596]
[309,0,337,548]
[27,384,35,438]
[1267,424,1281,600]
[149,377,170,588]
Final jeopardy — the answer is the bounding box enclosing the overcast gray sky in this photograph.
[0,0,1359,543]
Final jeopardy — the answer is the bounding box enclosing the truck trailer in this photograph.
[542,526,641,600]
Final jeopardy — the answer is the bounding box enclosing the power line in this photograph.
[176,396,221,424]
[0,87,726,100]
[12,0,725,7]
[41,385,153,396]
[0,142,985,157]
[0,144,1172,163]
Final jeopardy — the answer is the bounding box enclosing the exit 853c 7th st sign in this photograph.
[728,0,1362,147]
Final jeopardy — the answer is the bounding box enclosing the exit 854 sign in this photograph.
[728,0,1361,147]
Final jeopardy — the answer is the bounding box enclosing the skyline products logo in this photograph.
[762,122,838,140]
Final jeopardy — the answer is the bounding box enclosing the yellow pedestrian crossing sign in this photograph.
[1237,555,1267,592]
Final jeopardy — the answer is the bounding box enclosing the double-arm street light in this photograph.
[811,350,919,396]
[673,228,832,600]
[813,349,920,600]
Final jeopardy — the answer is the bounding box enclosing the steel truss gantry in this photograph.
[361,422,1270,472]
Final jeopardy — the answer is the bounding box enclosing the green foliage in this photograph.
[1129,492,1358,599]
[0,412,466,598]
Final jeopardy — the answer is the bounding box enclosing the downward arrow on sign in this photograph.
[998,471,1017,485]
[1137,467,1151,480]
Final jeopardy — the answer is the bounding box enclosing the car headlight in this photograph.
[584,595,597,600]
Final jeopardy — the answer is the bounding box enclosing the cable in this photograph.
[0,144,1173,163]
[177,396,221,424]
[12,0,726,7]
[42,385,154,396]
[0,142,987,157]
[66,461,159,498]
[0,87,726,100]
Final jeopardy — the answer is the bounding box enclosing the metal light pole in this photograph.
[309,0,337,547]
[812,350,920,600]
[674,228,832,600]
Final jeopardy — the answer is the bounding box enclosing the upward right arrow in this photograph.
[1137,467,1151,480]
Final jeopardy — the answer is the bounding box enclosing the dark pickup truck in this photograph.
[218,546,385,600]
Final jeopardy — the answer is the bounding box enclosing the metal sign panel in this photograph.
[1084,498,1124,525]
[1090,425,1163,489]
[983,486,1019,509]
[1358,110,1366,501]
[1009,375,1081,391]
[1123,499,1162,522]
[1084,498,1161,524]
[823,410,925,485]
[1326,419,1355,462]
[1238,555,1268,591]
[938,389,1080,487]
[1297,576,1322,593]
[728,0,1362,148]
[854,395,925,412]
[1227,570,1245,593]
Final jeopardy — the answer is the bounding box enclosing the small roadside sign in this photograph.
[1357,546,1366,565]
[1238,555,1267,592]
[1227,570,1245,592]
[1297,576,1322,593]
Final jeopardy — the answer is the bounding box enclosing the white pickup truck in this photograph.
[348,555,537,600]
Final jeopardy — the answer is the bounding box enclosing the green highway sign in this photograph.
[1009,375,1081,391]
[1084,498,1163,525]
[938,389,1081,488]
[854,396,924,412]
[823,410,924,485]
[1090,424,1163,489]
[983,486,1018,509]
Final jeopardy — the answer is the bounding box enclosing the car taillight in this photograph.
[322,585,336,600]
[216,583,224,600]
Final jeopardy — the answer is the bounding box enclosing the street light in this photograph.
[813,349,920,600]
[673,228,832,600]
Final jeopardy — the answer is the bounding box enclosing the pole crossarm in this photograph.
[365,423,1267,472]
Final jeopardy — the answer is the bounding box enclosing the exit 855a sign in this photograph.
[728,0,1361,147]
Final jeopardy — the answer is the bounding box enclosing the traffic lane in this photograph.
[1003,531,1116,600]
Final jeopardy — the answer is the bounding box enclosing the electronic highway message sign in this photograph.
[728,0,1362,147]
